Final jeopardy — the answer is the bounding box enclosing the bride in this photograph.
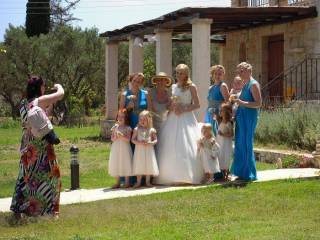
[155,64,204,185]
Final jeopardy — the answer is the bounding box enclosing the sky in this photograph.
[0,0,229,41]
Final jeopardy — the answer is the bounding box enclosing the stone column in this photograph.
[191,18,213,120]
[102,41,118,139]
[155,29,173,76]
[129,35,144,74]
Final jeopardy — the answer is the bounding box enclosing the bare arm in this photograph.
[131,129,141,145]
[220,83,230,102]
[119,93,126,109]
[148,129,157,145]
[110,127,117,142]
[38,84,64,109]
[237,83,262,108]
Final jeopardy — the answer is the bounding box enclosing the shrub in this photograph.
[281,155,300,168]
[0,118,20,129]
[255,105,320,151]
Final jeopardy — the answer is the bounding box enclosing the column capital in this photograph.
[154,28,173,34]
[190,18,213,25]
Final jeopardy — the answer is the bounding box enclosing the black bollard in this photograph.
[70,145,80,190]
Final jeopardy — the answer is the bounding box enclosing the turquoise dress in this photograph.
[123,89,148,184]
[204,82,225,136]
[231,79,259,181]
[124,89,148,129]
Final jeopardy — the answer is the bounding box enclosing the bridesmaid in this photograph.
[231,62,262,181]
[204,65,229,136]
[149,72,172,135]
[119,72,152,130]
[119,72,152,185]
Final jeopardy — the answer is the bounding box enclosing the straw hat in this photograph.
[151,72,172,87]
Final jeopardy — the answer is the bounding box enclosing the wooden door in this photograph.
[268,34,284,102]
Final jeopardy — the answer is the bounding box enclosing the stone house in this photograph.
[100,0,319,137]
[226,0,320,105]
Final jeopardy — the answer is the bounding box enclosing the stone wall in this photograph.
[221,16,320,92]
[254,148,319,168]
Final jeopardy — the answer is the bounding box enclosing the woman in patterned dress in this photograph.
[149,72,172,137]
[10,76,64,219]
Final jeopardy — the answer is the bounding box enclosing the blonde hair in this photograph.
[210,65,225,77]
[127,72,145,85]
[237,62,252,73]
[139,110,153,128]
[175,64,192,88]
[201,123,213,138]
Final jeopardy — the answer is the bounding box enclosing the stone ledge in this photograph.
[254,147,319,168]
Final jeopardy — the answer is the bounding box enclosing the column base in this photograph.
[100,119,116,139]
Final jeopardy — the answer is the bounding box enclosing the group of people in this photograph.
[10,61,261,219]
[108,62,262,188]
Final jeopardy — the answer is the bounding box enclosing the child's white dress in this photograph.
[133,127,159,176]
[216,122,233,170]
[197,138,220,174]
[108,124,133,177]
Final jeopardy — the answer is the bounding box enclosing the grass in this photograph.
[0,179,319,239]
[0,124,114,198]
[0,122,283,198]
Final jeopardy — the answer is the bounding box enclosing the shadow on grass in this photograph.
[81,136,107,142]
[220,180,250,189]
[0,212,41,228]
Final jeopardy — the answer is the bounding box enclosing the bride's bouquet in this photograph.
[171,95,181,104]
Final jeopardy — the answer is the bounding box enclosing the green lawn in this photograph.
[0,179,319,239]
[0,124,276,198]
[0,125,114,198]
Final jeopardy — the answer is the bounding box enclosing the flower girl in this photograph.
[131,110,159,188]
[108,109,133,188]
[197,124,220,184]
[216,103,234,181]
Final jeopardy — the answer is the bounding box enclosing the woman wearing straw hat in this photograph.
[150,72,172,134]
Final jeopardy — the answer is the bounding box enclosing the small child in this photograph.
[108,109,133,188]
[197,123,220,184]
[216,103,234,181]
[131,110,159,188]
[229,76,244,118]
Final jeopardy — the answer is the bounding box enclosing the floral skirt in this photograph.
[10,140,61,216]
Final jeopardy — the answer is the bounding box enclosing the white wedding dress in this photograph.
[154,84,204,185]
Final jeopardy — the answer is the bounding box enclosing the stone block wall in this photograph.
[221,16,320,91]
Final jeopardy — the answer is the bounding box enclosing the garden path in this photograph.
[0,168,319,213]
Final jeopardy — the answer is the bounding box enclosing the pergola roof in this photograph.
[100,6,317,41]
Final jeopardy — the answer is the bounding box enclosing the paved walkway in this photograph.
[0,168,319,213]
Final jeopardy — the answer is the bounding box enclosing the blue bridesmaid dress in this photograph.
[231,79,259,181]
[124,89,148,129]
[204,82,225,136]
[123,89,148,184]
